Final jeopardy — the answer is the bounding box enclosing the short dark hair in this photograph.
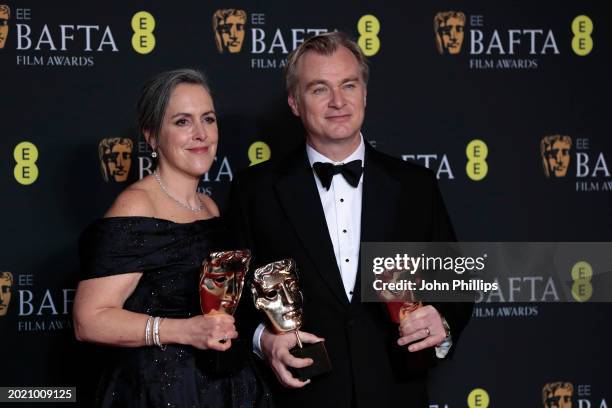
[284,31,369,95]
[136,69,210,142]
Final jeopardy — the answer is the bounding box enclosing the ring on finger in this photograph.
[219,334,228,344]
[424,327,430,337]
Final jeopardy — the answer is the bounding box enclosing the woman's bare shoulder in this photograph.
[105,177,157,218]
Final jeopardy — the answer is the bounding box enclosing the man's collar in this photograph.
[306,134,365,167]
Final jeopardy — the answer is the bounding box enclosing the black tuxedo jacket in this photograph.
[226,142,472,408]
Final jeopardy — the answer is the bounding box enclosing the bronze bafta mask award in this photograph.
[251,259,332,381]
[378,267,422,324]
[200,250,251,317]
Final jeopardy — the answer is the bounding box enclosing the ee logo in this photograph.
[357,15,380,56]
[14,141,39,185]
[571,15,593,56]
[571,261,593,302]
[248,141,271,166]
[466,139,488,181]
[131,11,156,54]
[467,388,490,408]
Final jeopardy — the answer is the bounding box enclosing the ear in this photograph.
[363,88,367,108]
[143,129,157,151]
[287,93,300,117]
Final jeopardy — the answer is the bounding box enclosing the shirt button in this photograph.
[340,198,344,203]
[343,229,347,233]
[345,258,349,263]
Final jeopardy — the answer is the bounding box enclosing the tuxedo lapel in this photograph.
[274,149,350,306]
[352,143,402,305]
[360,143,402,244]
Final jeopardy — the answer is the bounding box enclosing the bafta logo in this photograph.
[434,11,466,55]
[0,272,13,317]
[0,5,10,49]
[543,382,573,408]
[212,9,247,53]
[98,138,133,182]
[541,135,572,178]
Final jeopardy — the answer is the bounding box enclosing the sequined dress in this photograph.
[79,216,265,408]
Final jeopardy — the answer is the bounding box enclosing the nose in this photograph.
[116,154,124,168]
[450,28,457,40]
[280,283,295,305]
[193,121,208,142]
[329,88,346,109]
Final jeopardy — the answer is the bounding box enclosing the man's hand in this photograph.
[397,305,446,352]
[260,328,324,388]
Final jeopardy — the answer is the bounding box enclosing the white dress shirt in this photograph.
[306,138,364,301]
[253,136,451,358]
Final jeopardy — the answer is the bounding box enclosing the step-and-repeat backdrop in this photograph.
[1,1,610,406]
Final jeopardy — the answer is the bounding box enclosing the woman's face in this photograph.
[153,83,218,177]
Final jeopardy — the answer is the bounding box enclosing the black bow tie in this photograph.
[312,160,363,190]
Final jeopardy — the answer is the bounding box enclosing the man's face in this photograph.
[0,273,12,317]
[288,47,366,149]
[0,6,9,49]
[545,388,572,408]
[546,140,571,177]
[217,14,245,53]
[104,142,132,182]
[253,262,303,333]
[438,17,464,54]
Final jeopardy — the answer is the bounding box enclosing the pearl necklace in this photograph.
[153,169,203,213]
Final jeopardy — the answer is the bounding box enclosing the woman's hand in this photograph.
[170,313,238,351]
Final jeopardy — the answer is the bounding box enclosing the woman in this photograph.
[74,69,264,407]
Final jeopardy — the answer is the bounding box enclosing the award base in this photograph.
[288,341,332,381]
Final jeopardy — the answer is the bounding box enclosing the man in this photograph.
[227,32,472,407]
[98,137,133,182]
[212,9,247,54]
[434,11,466,55]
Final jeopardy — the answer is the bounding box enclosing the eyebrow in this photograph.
[170,110,216,119]
[305,76,360,89]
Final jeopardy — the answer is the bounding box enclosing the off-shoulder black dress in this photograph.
[79,216,266,408]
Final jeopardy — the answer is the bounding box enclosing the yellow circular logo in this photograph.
[131,11,156,54]
[571,15,593,56]
[357,15,381,56]
[466,139,488,181]
[13,141,39,185]
[467,388,490,408]
[571,261,593,302]
[248,141,271,166]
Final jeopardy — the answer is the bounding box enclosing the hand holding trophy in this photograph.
[200,250,251,344]
[251,259,332,381]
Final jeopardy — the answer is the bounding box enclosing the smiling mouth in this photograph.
[326,114,351,121]
[188,147,209,154]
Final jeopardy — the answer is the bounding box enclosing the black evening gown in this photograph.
[79,216,267,408]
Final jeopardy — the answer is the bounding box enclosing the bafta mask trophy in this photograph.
[200,250,251,318]
[251,259,332,381]
[199,250,251,372]
[378,267,422,324]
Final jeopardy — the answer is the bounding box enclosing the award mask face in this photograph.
[200,250,251,315]
[252,259,303,333]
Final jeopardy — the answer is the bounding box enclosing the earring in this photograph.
[151,151,157,158]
